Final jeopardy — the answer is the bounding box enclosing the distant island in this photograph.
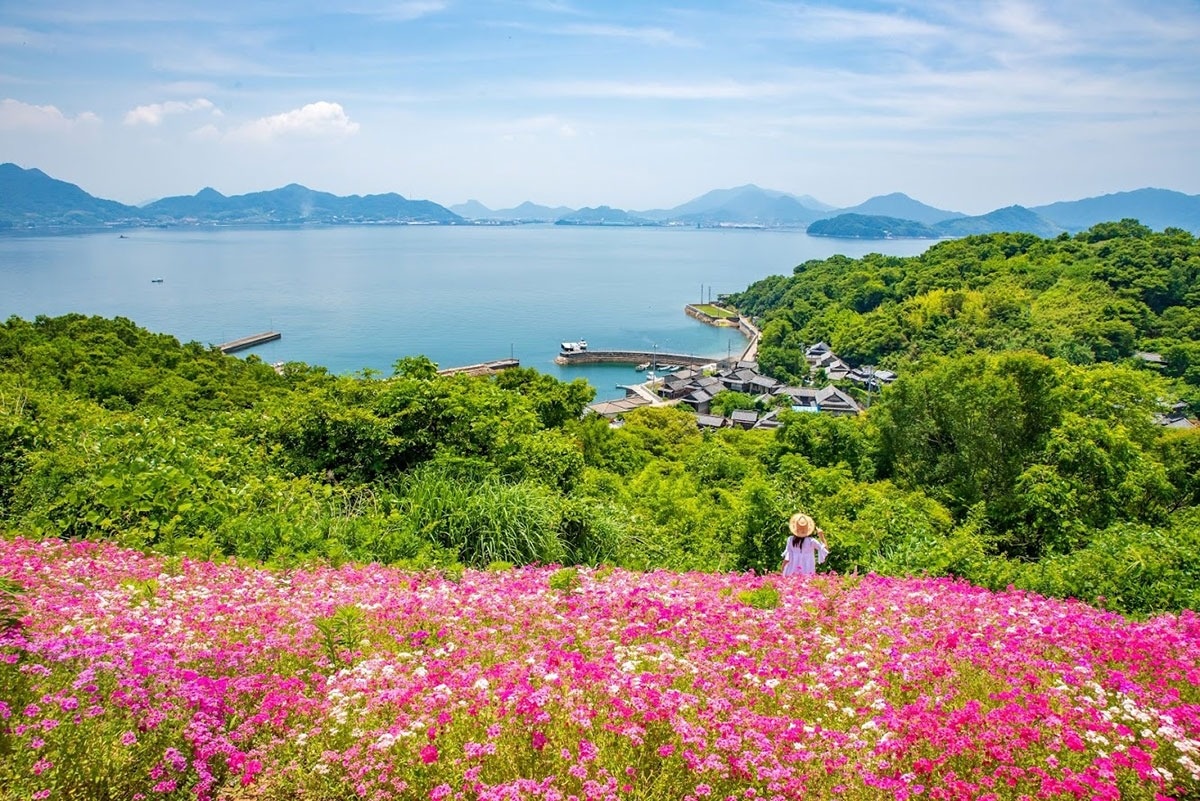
[807,214,939,239]
[3,162,1199,235]
[809,205,1069,240]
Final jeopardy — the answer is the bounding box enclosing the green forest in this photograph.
[2,220,1198,614]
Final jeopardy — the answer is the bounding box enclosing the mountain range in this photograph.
[3,162,1199,237]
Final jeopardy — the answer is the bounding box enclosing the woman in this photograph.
[781,512,829,577]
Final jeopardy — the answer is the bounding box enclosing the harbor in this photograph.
[556,306,761,368]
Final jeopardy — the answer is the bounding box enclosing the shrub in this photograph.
[548,566,580,592]
[736,584,780,610]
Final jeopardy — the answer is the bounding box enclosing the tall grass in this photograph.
[398,467,568,566]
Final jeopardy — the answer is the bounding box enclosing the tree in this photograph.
[393,355,439,380]
[709,390,759,418]
[493,367,595,428]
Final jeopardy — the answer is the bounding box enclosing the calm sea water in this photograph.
[0,225,931,401]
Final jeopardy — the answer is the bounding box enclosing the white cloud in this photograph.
[525,79,792,101]
[0,98,100,131]
[124,98,218,126]
[554,23,696,47]
[780,5,945,40]
[496,115,579,140]
[375,1,447,21]
[189,123,221,141]
[228,101,360,142]
[343,1,447,21]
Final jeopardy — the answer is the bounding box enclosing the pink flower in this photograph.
[420,744,439,764]
[430,784,452,800]
[32,758,53,776]
[120,731,138,746]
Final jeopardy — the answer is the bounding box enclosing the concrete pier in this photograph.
[218,331,281,354]
[555,350,716,367]
[437,358,520,377]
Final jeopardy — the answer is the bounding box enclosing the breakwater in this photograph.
[684,304,740,326]
[555,350,716,367]
[684,304,759,361]
[437,358,520,377]
[218,331,281,354]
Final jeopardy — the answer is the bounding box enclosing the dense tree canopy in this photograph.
[1,222,1198,614]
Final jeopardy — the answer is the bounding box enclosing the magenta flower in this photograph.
[0,536,1196,800]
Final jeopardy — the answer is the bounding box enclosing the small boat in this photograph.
[635,362,650,371]
[151,278,164,283]
[560,339,588,352]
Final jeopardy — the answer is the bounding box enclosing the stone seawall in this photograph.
[684,304,740,327]
[555,350,716,367]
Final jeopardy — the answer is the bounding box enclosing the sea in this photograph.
[0,225,932,401]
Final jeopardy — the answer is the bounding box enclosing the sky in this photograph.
[1,1,1199,215]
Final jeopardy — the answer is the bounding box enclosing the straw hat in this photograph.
[788,513,815,537]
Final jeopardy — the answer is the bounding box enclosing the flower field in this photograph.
[1,537,1198,800]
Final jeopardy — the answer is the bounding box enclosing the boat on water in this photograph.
[635,362,650,371]
[560,339,588,352]
[151,278,164,283]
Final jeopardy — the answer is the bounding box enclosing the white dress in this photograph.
[781,536,829,577]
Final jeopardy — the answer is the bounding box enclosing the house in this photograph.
[1136,351,1166,367]
[730,409,759,429]
[695,414,727,430]
[775,386,822,411]
[754,408,784,430]
[815,386,862,415]
[746,374,780,394]
[586,395,653,418]
[805,342,832,360]
[658,374,696,400]
[825,363,852,382]
[720,367,763,393]
[1156,402,1196,429]
[847,367,897,389]
[665,367,703,385]
[680,387,718,414]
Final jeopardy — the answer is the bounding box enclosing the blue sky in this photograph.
[2,1,1198,213]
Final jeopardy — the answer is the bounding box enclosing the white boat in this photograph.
[560,339,588,352]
